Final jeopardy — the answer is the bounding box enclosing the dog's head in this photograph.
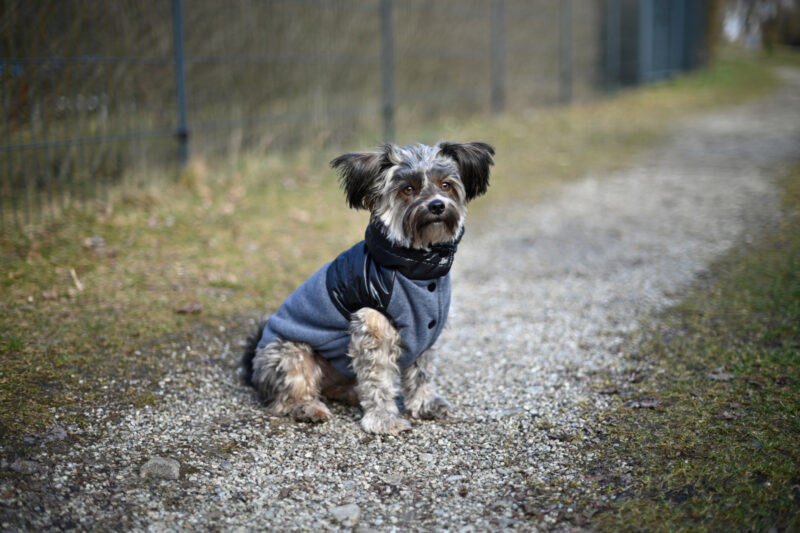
[331,142,494,248]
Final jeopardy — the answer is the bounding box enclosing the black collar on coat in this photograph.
[364,220,463,280]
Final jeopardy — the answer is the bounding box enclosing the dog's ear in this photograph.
[330,145,396,210]
[438,141,495,201]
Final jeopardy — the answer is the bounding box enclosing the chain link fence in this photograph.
[1,0,709,228]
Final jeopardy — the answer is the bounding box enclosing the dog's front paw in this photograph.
[409,394,451,420]
[287,400,332,423]
[360,411,412,435]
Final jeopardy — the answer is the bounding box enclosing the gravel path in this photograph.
[3,70,799,532]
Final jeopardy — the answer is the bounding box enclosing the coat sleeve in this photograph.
[325,241,395,320]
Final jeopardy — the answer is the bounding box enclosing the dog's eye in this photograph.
[403,185,416,196]
[440,181,451,191]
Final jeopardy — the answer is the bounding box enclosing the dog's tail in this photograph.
[241,321,267,386]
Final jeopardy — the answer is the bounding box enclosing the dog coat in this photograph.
[256,223,461,377]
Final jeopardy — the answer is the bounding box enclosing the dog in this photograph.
[242,141,494,435]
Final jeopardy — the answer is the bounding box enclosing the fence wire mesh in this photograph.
[1,0,708,228]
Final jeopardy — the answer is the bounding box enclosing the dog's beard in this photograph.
[376,192,466,249]
[402,204,463,249]
[408,217,459,248]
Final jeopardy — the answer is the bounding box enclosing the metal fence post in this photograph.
[490,0,506,114]
[381,0,395,142]
[172,0,189,164]
[638,0,654,84]
[558,0,573,105]
[605,0,621,90]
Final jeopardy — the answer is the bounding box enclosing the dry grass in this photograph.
[0,48,787,444]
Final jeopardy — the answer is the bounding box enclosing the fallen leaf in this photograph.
[774,376,791,387]
[69,268,84,292]
[628,399,661,409]
[97,204,113,220]
[82,235,105,249]
[707,370,736,381]
[289,209,311,224]
[597,386,619,395]
[175,302,203,314]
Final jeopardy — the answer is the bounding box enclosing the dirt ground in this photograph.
[2,69,799,532]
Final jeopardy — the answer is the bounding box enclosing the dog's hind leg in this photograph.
[402,349,451,420]
[251,340,332,423]
[348,308,411,435]
[317,354,359,406]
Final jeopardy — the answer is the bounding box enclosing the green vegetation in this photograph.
[582,165,800,531]
[0,49,789,445]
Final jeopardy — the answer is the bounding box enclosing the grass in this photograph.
[577,165,800,531]
[0,47,792,446]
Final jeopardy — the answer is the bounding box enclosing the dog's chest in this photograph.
[386,273,451,368]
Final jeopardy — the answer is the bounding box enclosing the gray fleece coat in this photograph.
[256,224,458,377]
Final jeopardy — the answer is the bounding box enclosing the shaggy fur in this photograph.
[243,141,493,434]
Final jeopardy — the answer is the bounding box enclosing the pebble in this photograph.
[329,503,361,525]
[9,460,44,475]
[42,424,68,443]
[22,424,67,445]
[140,457,180,480]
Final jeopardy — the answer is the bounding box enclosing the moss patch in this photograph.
[577,165,800,532]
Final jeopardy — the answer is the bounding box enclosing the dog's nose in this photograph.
[428,199,445,215]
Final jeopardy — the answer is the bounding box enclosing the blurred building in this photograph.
[605,0,711,87]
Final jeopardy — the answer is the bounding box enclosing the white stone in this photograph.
[140,457,180,480]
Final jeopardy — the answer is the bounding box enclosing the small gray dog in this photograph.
[242,141,494,434]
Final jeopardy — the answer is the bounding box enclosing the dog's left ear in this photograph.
[330,144,396,210]
[437,141,495,201]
